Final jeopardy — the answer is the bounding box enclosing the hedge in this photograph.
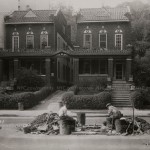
[62,91,111,109]
[67,86,79,95]
[130,90,146,109]
[0,86,53,109]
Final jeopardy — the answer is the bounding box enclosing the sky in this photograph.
[0,0,149,12]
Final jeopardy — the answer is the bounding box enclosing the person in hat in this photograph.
[105,103,123,133]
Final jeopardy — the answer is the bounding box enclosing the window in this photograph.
[83,26,92,49]
[115,34,123,50]
[26,35,34,49]
[115,26,123,50]
[12,36,19,52]
[84,34,92,49]
[99,34,107,49]
[79,59,107,74]
[12,29,19,52]
[40,29,48,49]
[91,60,99,74]
[99,27,107,49]
[100,60,107,74]
[26,28,34,49]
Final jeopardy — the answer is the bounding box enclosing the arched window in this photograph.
[99,26,107,49]
[115,26,123,50]
[40,27,48,49]
[26,27,34,49]
[12,28,19,52]
[83,26,92,49]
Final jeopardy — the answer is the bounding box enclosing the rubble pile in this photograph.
[22,112,60,135]
[135,117,150,134]
[16,113,150,136]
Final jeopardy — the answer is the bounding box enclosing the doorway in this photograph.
[115,63,123,80]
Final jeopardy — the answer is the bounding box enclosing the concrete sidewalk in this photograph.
[0,108,149,117]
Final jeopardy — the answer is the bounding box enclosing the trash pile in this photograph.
[73,117,150,136]
[18,112,60,135]
[16,113,150,136]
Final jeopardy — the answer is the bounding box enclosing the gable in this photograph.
[24,10,37,18]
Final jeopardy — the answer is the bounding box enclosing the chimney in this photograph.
[18,0,21,10]
[26,5,30,11]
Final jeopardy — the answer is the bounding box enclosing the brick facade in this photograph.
[5,24,55,50]
[76,22,131,50]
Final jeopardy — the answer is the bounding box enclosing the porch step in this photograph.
[112,81,131,107]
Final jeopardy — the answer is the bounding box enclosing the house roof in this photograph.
[5,9,57,24]
[77,7,130,23]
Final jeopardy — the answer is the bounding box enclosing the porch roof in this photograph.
[0,49,131,58]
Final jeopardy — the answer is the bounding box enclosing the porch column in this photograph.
[45,58,51,85]
[73,58,79,84]
[126,57,132,81]
[0,59,3,82]
[108,58,113,80]
[14,58,19,78]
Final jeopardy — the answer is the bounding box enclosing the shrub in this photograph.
[62,91,111,109]
[34,87,53,102]
[130,90,146,109]
[16,68,45,91]
[67,85,79,95]
[62,91,74,104]
[0,86,53,110]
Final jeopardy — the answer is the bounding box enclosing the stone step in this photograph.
[112,94,130,96]
[112,97,129,99]
[112,81,127,83]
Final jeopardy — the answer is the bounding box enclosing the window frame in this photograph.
[83,33,92,49]
[115,34,123,50]
[12,36,19,52]
[99,33,107,49]
[26,35,34,49]
[40,34,48,49]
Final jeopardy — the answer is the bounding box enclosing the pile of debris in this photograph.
[18,112,60,135]
[16,113,150,136]
[73,117,150,136]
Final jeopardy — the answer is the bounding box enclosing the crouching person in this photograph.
[105,103,123,134]
[58,101,76,134]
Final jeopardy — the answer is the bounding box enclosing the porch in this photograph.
[73,57,132,84]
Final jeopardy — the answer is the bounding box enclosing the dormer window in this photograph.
[12,28,19,52]
[40,27,48,49]
[99,26,107,49]
[83,26,92,49]
[115,26,123,50]
[26,27,34,49]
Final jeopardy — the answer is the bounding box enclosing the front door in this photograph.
[115,63,123,80]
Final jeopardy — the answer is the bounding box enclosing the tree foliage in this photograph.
[133,55,150,87]
[16,68,45,91]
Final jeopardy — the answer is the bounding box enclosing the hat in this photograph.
[106,103,111,108]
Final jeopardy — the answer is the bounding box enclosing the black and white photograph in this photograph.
[0,0,150,149]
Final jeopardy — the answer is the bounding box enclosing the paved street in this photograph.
[0,133,150,150]
[0,115,150,150]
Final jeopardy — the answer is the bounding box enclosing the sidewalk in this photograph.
[0,108,150,117]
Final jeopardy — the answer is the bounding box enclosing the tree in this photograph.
[133,55,150,87]
[16,68,45,91]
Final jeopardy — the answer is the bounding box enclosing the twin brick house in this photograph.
[0,9,74,87]
[0,6,133,105]
[72,7,133,106]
